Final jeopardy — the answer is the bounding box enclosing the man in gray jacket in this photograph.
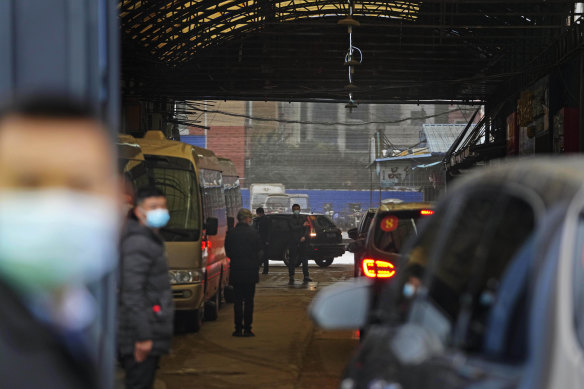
[118,187,174,389]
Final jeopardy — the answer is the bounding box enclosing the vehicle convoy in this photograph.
[310,158,584,389]
[249,183,285,210]
[130,130,232,332]
[265,213,345,267]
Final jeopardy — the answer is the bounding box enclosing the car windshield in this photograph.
[251,193,269,209]
[373,210,429,253]
[266,197,289,207]
[134,155,201,241]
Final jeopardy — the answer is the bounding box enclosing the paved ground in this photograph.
[153,261,358,389]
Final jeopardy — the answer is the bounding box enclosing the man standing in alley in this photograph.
[118,187,174,389]
[287,204,312,285]
[226,208,262,337]
[253,207,272,274]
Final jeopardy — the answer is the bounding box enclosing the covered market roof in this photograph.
[120,0,583,104]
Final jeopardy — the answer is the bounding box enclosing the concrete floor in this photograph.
[154,262,358,389]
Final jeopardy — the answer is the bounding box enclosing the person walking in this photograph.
[253,207,272,274]
[225,208,262,337]
[287,204,312,285]
[118,187,174,389]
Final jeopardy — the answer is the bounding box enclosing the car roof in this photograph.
[376,201,434,212]
[449,157,584,210]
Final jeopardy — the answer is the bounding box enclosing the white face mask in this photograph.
[0,189,119,293]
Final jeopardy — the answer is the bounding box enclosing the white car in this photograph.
[310,157,584,389]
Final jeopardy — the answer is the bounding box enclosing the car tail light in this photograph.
[308,217,317,238]
[420,209,434,216]
[362,258,396,279]
[201,240,212,250]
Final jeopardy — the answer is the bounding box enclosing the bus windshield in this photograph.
[135,155,201,242]
[266,196,289,208]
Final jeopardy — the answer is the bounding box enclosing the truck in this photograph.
[249,183,285,211]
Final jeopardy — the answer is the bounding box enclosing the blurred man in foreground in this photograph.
[0,97,120,388]
[118,187,174,389]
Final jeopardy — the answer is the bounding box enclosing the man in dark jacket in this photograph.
[118,187,174,389]
[225,208,262,337]
[253,207,272,274]
[288,204,312,285]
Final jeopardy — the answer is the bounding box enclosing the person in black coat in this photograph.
[287,204,312,285]
[118,187,174,389]
[225,208,262,337]
[253,207,272,274]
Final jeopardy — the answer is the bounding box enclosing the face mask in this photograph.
[403,282,416,298]
[0,189,119,293]
[144,208,170,228]
[293,210,300,216]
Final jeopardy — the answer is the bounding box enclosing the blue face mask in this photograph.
[403,282,416,298]
[144,208,170,228]
[0,189,119,293]
[293,210,300,216]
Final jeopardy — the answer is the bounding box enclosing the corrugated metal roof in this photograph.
[422,124,475,154]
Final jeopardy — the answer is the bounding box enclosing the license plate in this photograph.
[326,232,337,239]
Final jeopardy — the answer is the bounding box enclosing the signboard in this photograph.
[379,162,411,188]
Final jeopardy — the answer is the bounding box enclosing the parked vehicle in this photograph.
[262,193,291,214]
[310,157,584,389]
[265,213,345,267]
[357,202,434,282]
[289,193,310,213]
[249,183,285,210]
[347,208,377,277]
[134,131,230,332]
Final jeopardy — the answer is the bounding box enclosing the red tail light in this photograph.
[362,258,396,279]
[420,209,434,216]
[201,240,212,250]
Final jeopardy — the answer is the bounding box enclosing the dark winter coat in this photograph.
[0,279,97,389]
[225,222,262,284]
[253,215,272,245]
[117,218,174,356]
[288,214,308,245]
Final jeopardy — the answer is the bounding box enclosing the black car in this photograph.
[265,213,345,267]
[347,208,377,276]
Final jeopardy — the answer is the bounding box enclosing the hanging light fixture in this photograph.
[339,0,362,110]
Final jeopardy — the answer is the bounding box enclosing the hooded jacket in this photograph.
[117,218,174,356]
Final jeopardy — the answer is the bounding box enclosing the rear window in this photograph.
[310,215,336,229]
[373,210,429,253]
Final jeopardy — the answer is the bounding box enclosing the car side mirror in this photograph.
[308,278,372,329]
[348,227,359,240]
[205,217,218,236]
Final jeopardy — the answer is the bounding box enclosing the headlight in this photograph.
[168,270,203,285]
